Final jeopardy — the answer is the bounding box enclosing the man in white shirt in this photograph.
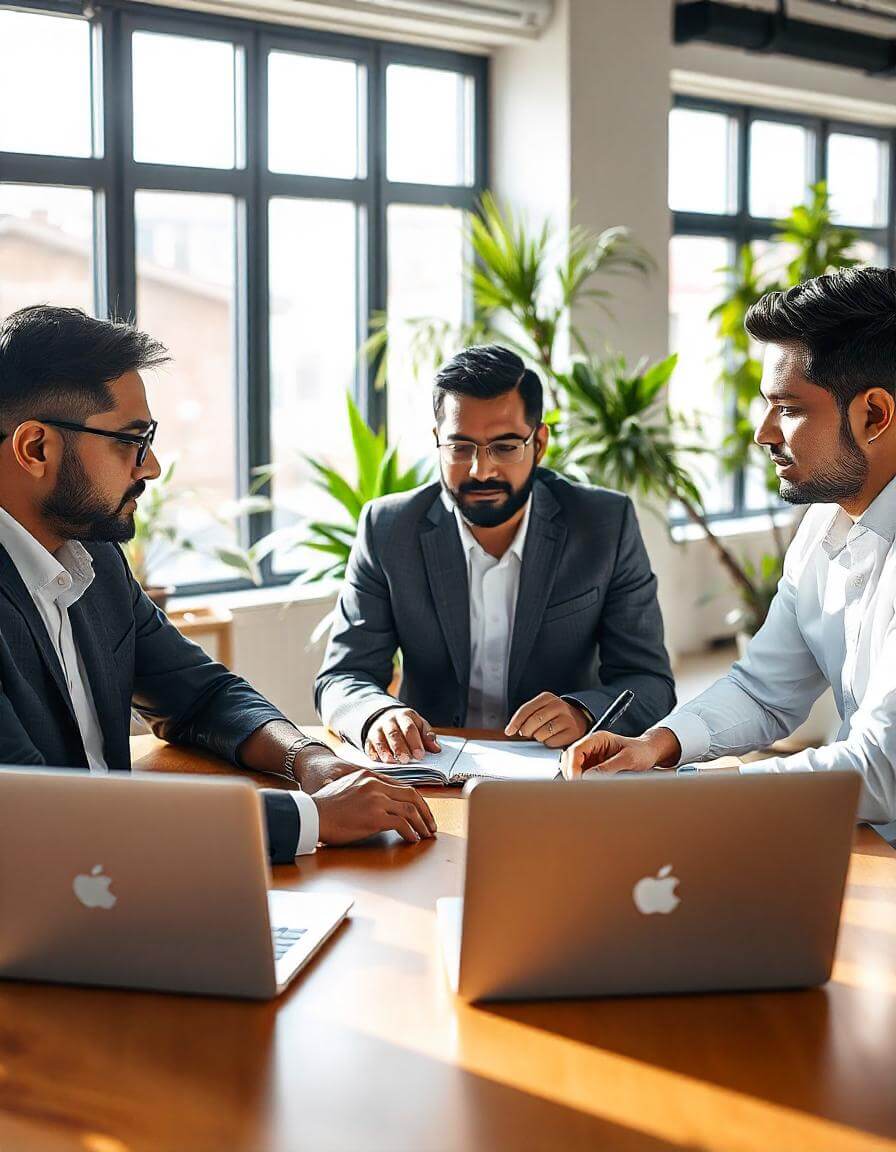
[0,305,435,861]
[561,267,896,831]
[315,345,675,763]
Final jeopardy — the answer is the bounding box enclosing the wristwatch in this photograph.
[283,734,331,782]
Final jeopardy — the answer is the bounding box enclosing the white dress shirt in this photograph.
[659,473,896,827]
[0,505,318,855]
[449,494,531,729]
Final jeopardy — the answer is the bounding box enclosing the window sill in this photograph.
[170,577,341,613]
[670,510,795,544]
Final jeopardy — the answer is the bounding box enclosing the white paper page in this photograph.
[452,740,560,781]
[335,735,467,778]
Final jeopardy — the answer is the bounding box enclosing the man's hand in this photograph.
[365,708,441,764]
[313,769,437,844]
[561,727,682,779]
[295,744,360,794]
[505,692,592,748]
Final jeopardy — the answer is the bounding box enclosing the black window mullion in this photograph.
[884,128,889,261]
[247,27,273,565]
[382,182,479,210]
[116,11,137,321]
[731,104,751,518]
[367,40,388,436]
[817,117,828,191]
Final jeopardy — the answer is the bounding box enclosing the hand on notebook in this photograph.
[504,693,591,749]
[313,769,436,844]
[365,708,441,764]
[561,728,682,779]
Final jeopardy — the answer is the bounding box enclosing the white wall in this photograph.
[490,0,571,228]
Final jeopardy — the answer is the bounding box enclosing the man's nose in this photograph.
[469,446,499,480]
[138,446,162,481]
[754,408,778,448]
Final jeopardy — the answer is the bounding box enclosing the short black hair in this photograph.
[744,267,896,411]
[433,344,543,426]
[0,305,169,436]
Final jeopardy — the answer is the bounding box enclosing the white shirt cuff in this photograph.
[650,710,712,766]
[288,790,319,856]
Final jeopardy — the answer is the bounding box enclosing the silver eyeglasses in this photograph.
[435,426,538,466]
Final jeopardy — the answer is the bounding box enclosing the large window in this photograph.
[668,98,893,522]
[0,2,486,587]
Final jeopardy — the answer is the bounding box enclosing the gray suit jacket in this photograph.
[0,540,304,864]
[315,469,675,747]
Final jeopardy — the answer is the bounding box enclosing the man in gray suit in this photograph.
[315,345,675,764]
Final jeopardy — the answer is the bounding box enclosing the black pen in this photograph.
[587,689,635,737]
[558,689,635,762]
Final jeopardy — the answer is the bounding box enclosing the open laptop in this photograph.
[438,770,861,1001]
[0,769,352,999]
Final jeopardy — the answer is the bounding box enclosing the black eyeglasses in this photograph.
[40,418,158,467]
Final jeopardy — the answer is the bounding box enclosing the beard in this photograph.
[442,458,537,528]
[774,415,870,506]
[42,443,145,543]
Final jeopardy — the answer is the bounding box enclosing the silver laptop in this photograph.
[0,769,352,999]
[438,770,860,1001]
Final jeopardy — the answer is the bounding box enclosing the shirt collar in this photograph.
[444,489,532,564]
[0,505,95,607]
[821,472,896,559]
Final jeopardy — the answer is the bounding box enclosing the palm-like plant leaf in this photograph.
[285,392,433,585]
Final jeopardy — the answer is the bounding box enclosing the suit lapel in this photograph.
[0,544,77,725]
[507,480,567,702]
[420,495,470,692]
[69,581,130,772]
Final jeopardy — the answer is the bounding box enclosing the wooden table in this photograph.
[0,734,894,1152]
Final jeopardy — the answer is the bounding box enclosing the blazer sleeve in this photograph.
[260,789,301,864]
[0,677,46,765]
[121,549,288,763]
[564,497,676,736]
[313,502,402,748]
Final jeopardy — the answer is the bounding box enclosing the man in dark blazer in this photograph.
[0,305,434,862]
[316,345,675,765]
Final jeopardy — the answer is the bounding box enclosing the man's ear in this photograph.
[534,421,549,464]
[11,422,53,479]
[863,388,895,445]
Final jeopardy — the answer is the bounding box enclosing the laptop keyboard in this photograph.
[272,925,307,960]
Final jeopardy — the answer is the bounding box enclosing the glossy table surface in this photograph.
[0,732,894,1152]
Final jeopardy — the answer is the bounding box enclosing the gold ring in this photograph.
[536,713,544,726]
[547,720,554,736]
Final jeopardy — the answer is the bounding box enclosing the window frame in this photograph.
[670,94,895,525]
[0,0,488,592]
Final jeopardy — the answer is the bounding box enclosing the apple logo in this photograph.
[632,864,680,915]
[73,865,117,910]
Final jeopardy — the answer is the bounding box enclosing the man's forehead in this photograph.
[438,390,528,432]
[106,370,152,418]
[761,343,813,398]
